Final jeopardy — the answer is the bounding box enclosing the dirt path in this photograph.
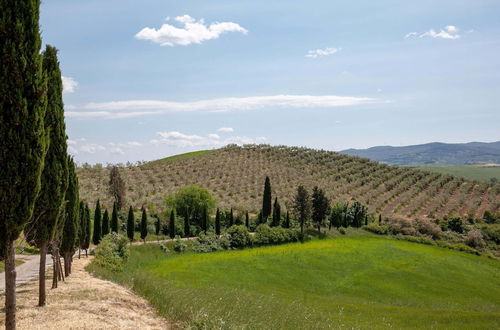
[0,255,51,294]
[0,257,169,329]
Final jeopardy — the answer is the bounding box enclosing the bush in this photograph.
[435,240,480,255]
[226,225,252,249]
[465,229,486,249]
[362,223,389,235]
[388,217,416,236]
[93,233,129,271]
[192,233,223,253]
[254,224,299,246]
[173,235,187,253]
[480,224,500,244]
[395,234,434,246]
[338,227,346,235]
[415,218,442,239]
[446,216,464,233]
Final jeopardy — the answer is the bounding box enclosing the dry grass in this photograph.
[0,257,169,329]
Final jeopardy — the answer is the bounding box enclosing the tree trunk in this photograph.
[85,249,88,257]
[58,256,65,282]
[78,248,81,259]
[51,252,58,289]
[5,239,17,330]
[38,242,47,306]
[63,253,70,277]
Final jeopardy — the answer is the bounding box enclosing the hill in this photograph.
[89,235,500,329]
[416,164,500,183]
[77,145,499,220]
[340,141,500,165]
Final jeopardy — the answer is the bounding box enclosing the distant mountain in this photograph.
[340,141,500,165]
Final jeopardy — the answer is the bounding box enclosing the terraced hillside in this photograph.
[77,145,499,219]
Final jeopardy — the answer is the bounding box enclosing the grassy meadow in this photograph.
[417,164,500,182]
[88,235,500,329]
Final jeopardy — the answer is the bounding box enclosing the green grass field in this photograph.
[146,150,211,166]
[89,236,500,329]
[417,164,500,182]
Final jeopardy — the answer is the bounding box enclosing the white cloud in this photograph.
[79,144,106,154]
[135,15,248,46]
[405,25,461,40]
[109,147,125,155]
[208,133,220,139]
[62,76,78,93]
[66,94,379,120]
[154,131,265,148]
[218,127,234,132]
[306,47,340,58]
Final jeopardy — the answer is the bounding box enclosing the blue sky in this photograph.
[40,0,500,164]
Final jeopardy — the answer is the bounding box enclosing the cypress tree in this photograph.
[245,211,250,229]
[92,200,102,245]
[229,208,234,227]
[140,207,148,243]
[102,209,110,237]
[78,201,86,258]
[215,208,221,235]
[155,215,161,236]
[1,2,47,325]
[272,197,281,227]
[111,202,119,233]
[184,213,190,237]
[127,206,135,242]
[108,166,126,210]
[262,176,272,220]
[82,204,91,256]
[60,158,79,277]
[22,44,68,308]
[283,211,290,228]
[201,207,208,234]
[169,209,176,239]
[378,214,382,225]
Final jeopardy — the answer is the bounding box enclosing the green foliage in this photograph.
[166,185,215,228]
[82,204,91,250]
[447,216,464,233]
[108,166,126,209]
[93,232,129,271]
[0,0,48,252]
[480,224,500,244]
[154,214,161,236]
[483,211,498,224]
[90,237,500,329]
[338,227,346,235]
[362,223,390,235]
[192,233,224,253]
[271,197,281,227]
[169,209,176,239]
[225,225,251,249]
[126,206,134,241]
[60,158,79,255]
[111,202,119,233]
[173,236,186,253]
[92,200,102,245]
[215,208,221,235]
[311,186,329,231]
[254,224,299,246]
[293,185,311,240]
[262,176,272,219]
[140,207,148,241]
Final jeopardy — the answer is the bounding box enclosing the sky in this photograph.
[40,0,500,164]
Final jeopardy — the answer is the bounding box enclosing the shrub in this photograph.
[480,224,500,244]
[173,235,187,253]
[159,243,170,253]
[415,218,442,239]
[254,224,299,246]
[93,233,129,271]
[338,227,346,235]
[388,217,416,236]
[435,240,480,255]
[465,229,486,249]
[395,234,434,246]
[226,225,251,249]
[362,223,389,235]
[192,233,223,253]
[446,216,464,233]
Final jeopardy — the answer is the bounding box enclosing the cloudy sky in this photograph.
[41,0,500,164]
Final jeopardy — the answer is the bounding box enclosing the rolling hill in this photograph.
[76,145,499,220]
[340,141,500,165]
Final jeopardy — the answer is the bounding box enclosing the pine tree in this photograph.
[127,206,135,242]
[60,158,79,277]
[262,176,272,220]
[0,1,47,324]
[22,44,67,308]
[245,211,250,229]
[169,209,176,239]
[92,200,102,245]
[215,208,221,235]
[272,197,281,227]
[111,202,119,233]
[293,185,311,242]
[102,209,110,237]
[140,207,148,243]
[108,166,126,210]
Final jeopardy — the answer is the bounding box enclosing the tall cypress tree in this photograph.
[111,202,119,233]
[169,209,176,239]
[184,213,190,237]
[272,197,281,227]
[262,176,272,220]
[127,206,135,242]
[82,204,91,255]
[201,207,208,234]
[60,158,79,277]
[78,201,86,258]
[140,207,148,243]
[245,211,250,229]
[0,1,48,325]
[229,208,234,227]
[155,215,161,236]
[283,211,290,228]
[92,200,102,245]
[22,45,68,308]
[215,208,221,235]
[102,209,110,237]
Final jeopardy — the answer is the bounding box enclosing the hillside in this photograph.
[416,164,500,183]
[341,141,500,165]
[77,145,499,220]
